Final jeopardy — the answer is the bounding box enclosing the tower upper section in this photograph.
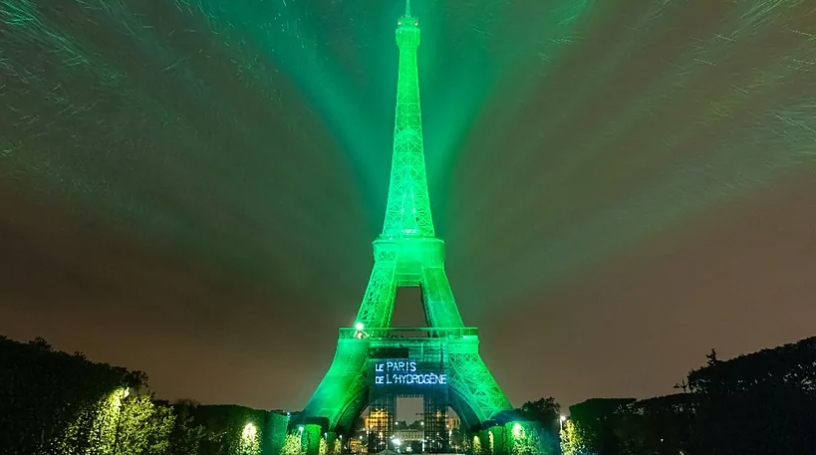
[380,0,435,239]
[396,1,420,49]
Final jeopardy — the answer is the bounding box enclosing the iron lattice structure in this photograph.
[301,0,512,436]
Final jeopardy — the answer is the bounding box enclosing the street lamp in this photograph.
[243,423,257,440]
[512,423,523,437]
[112,388,129,453]
[559,415,566,431]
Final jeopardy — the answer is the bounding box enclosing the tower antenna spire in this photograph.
[405,0,411,16]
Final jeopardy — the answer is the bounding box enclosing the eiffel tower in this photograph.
[301,0,512,440]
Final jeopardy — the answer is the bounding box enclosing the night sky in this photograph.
[1,0,815,414]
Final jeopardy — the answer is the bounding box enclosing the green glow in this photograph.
[383,1,433,239]
[303,0,511,433]
[303,424,322,455]
[4,0,814,326]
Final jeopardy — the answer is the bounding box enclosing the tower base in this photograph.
[301,328,512,436]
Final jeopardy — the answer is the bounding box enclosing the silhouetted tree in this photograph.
[0,335,278,455]
[615,394,694,455]
[704,348,719,366]
[516,397,561,430]
[0,335,144,454]
[567,398,635,455]
[688,337,816,455]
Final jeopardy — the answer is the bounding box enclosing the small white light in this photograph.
[512,423,523,437]
[242,423,257,440]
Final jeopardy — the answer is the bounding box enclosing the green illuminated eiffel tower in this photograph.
[302,0,512,433]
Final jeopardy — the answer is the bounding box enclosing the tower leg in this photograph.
[355,253,398,328]
[420,266,464,328]
[303,258,399,429]
[448,339,513,423]
[303,424,322,455]
[302,338,369,430]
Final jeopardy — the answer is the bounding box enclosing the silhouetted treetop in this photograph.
[689,336,816,395]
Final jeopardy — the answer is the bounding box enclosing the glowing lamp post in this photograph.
[243,423,257,440]
[512,423,523,437]
[112,387,130,453]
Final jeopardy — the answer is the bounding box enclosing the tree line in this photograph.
[556,335,816,455]
[3,333,814,455]
[0,335,288,455]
